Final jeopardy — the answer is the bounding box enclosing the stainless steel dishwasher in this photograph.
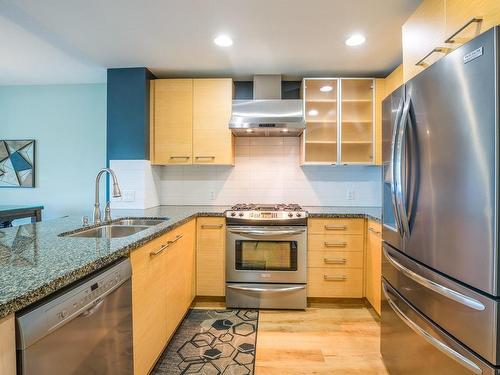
[16,258,133,375]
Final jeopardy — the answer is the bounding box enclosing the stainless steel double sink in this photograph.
[61,218,168,239]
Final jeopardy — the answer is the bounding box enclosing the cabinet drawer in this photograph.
[307,268,363,298]
[308,218,364,234]
[308,234,364,252]
[308,250,363,269]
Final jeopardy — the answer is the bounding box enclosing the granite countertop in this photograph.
[0,205,380,319]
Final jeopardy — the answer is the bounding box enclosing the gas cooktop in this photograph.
[225,203,308,225]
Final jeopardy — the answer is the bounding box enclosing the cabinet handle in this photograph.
[324,241,348,248]
[195,156,216,160]
[324,258,347,264]
[170,156,190,160]
[415,47,450,66]
[324,224,347,231]
[201,224,223,229]
[368,227,381,235]
[324,275,347,281]
[149,234,183,257]
[445,17,483,43]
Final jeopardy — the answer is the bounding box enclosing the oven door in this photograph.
[226,226,307,284]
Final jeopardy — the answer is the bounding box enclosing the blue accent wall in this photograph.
[106,68,155,161]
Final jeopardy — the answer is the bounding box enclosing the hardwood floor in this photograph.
[192,299,388,374]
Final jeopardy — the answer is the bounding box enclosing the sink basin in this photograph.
[66,225,150,238]
[113,218,167,226]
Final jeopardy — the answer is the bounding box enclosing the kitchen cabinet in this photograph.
[196,217,226,296]
[193,79,234,165]
[365,220,382,315]
[0,314,15,375]
[131,220,195,375]
[150,78,234,165]
[151,79,193,165]
[307,218,365,298]
[402,0,446,82]
[301,78,375,165]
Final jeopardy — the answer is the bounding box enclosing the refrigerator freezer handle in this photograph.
[391,97,405,236]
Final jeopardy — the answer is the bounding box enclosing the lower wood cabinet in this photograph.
[365,220,382,315]
[307,218,365,298]
[131,219,195,375]
[0,314,15,375]
[196,217,226,296]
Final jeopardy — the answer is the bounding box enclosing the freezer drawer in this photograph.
[381,280,500,375]
[382,243,500,365]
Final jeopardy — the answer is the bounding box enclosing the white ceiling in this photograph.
[0,0,421,85]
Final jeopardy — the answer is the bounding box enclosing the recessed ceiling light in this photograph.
[214,34,233,47]
[345,34,366,47]
[281,128,289,133]
[308,109,319,116]
[320,85,333,92]
[246,129,253,133]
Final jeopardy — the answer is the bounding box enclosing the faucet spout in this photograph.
[93,168,122,224]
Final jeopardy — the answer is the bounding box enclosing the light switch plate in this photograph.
[122,190,136,202]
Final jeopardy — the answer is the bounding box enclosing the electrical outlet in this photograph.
[347,189,355,200]
[209,191,215,201]
[122,190,136,202]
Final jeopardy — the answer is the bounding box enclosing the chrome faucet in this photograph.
[93,168,122,224]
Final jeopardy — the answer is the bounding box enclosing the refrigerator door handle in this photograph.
[382,282,483,375]
[394,96,411,238]
[390,97,405,236]
[383,248,485,311]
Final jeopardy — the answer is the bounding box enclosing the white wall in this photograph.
[158,137,382,206]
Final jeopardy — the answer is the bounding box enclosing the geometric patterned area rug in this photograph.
[152,309,259,375]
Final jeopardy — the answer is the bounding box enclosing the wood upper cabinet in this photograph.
[150,78,234,165]
[193,79,234,165]
[131,220,196,375]
[151,79,193,165]
[445,0,500,47]
[196,217,226,296]
[365,220,382,315]
[402,0,446,82]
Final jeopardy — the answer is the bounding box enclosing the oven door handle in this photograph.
[228,229,306,236]
[227,284,306,293]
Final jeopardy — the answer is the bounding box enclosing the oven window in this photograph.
[235,240,298,271]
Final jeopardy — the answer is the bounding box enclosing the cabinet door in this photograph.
[402,0,446,82]
[340,79,374,164]
[0,315,15,375]
[365,220,382,315]
[445,0,500,47]
[196,217,226,296]
[302,79,339,164]
[165,220,196,340]
[193,79,234,165]
[131,235,170,375]
[153,79,193,165]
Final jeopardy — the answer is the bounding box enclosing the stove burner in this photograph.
[231,203,303,211]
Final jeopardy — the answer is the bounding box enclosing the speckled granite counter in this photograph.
[0,205,380,319]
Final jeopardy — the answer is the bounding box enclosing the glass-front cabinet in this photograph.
[302,78,374,165]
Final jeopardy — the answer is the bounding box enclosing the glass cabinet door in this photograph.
[303,79,338,163]
[340,79,374,163]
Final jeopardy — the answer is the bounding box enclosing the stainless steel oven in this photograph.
[225,204,308,309]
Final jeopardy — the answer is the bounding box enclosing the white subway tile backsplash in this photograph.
[156,137,381,206]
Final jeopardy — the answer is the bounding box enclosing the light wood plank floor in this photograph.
[193,300,388,374]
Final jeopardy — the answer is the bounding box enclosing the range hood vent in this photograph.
[229,75,305,137]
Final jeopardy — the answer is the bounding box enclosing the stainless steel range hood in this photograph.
[229,75,305,137]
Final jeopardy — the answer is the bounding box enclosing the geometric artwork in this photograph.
[152,309,258,375]
[0,140,35,188]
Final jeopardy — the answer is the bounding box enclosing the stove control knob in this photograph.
[296,213,302,217]
[230,212,236,217]
[238,213,244,217]
[288,212,293,217]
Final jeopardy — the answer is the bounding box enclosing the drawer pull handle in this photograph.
[445,17,483,43]
[170,156,190,159]
[324,241,347,248]
[324,224,347,230]
[324,258,347,264]
[201,224,223,229]
[195,156,216,159]
[368,227,381,235]
[324,275,347,281]
[415,47,450,66]
[150,234,183,257]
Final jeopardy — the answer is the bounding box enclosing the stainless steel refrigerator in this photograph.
[381,26,500,374]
